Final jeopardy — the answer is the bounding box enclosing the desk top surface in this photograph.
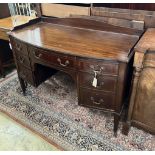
[135,28,155,53]
[10,17,143,62]
[0,15,35,31]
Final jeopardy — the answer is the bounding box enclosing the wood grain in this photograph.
[124,28,155,135]
[135,28,155,53]
[10,17,142,62]
[70,15,144,30]
[91,7,155,28]
[41,3,90,17]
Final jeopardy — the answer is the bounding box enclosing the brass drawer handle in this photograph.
[57,58,70,67]
[90,97,104,105]
[35,52,42,59]
[90,65,105,73]
[19,72,26,79]
[19,56,24,63]
[16,44,21,51]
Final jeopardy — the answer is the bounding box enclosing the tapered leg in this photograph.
[122,121,130,135]
[18,77,27,95]
[114,114,120,137]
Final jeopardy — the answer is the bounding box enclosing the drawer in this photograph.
[16,51,31,69]
[33,48,76,69]
[17,65,34,85]
[78,59,118,75]
[11,38,28,56]
[79,88,115,110]
[79,72,117,92]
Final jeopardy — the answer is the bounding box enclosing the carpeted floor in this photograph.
[0,112,58,151]
[0,71,155,151]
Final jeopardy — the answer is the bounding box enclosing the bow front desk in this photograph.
[9,17,143,135]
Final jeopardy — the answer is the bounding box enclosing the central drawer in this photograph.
[32,47,76,70]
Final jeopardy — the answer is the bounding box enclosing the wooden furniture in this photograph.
[91,6,155,28]
[9,16,143,136]
[0,15,35,41]
[0,3,10,19]
[123,28,155,135]
[92,3,155,11]
[0,15,35,77]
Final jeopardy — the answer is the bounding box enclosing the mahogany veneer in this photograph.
[9,16,143,136]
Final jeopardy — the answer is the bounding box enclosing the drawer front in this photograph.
[17,64,34,85]
[16,51,31,69]
[79,88,115,110]
[33,48,76,69]
[11,38,28,56]
[79,72,117,92]
[78,59,118,75]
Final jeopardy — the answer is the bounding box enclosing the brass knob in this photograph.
[57,58,70,67]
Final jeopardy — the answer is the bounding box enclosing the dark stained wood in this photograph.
[70,15,144,30]
[79,72,117,92]
[32,47,76,70]
[9,16,143,135]
[79,87,115,110]
[42,17,143,35]
[16,51,31,69]
[10,17,142,62]
[78,58,118,75]
[123,28,155,135]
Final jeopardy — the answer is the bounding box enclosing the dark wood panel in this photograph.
[17,64,34,85]
[78,58,118,75]
[16,51,31,69]
[79,72,117,92]
[32,47,76,70]
[79,87,115,110]
[11,38,28,56]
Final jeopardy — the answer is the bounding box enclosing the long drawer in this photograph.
[78,58,118,75]
[79,87,115,110]
[79,72,117,92]
[32,47,76,70]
